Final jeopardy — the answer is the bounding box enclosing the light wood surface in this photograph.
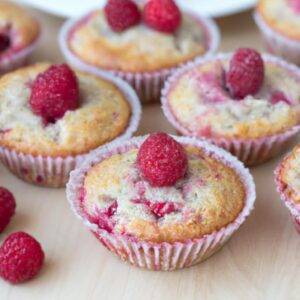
[0,7,299,300]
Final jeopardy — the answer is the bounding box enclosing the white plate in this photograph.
[15,0,257,18]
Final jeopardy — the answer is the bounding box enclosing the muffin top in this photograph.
[277,144,300,205]
[81,135,246,243]
[0,2,39,54]
[68,10,210,73]
[164,53,300,140]
[257,0,300,40]
[0,63,131,157]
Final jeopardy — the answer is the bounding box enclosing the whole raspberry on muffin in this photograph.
[226,48,264,99]
[0,187,16,233]
[29,64,80,124]
[0,232,44,284]
[144,0,181,33]
[137,132,187,187]
[104,0,141,32]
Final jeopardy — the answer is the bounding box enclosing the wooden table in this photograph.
[1,7,299,300]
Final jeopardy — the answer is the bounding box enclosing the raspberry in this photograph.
[0,33,10,52]
[29,64,79,124]
[137,132,187,187]
[226,48,264,99]
[146,201,176,218]
[0,232,44,284]
[104,0,141,32]
[144,0,181,33]
[0,187,16,233]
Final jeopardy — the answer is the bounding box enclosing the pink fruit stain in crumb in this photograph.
[135,181,146,196]
[270,90,292,105]
[112,112,119,120]
[149,202,177,218]
[199,126,212,138]
[215,174,222,181]
[0,33,10,52]
[95,200,118,233]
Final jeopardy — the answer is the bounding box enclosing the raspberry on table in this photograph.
[0,187,16,233]
[144,0,181,33]
[226,48,264,99]
[0,232,45,284]
[137,132,188,187]
[104,0,141,32]
[29,64,80,124]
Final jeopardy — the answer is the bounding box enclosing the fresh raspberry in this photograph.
[0,33,10,52]
[146,201,177,218]
[289,0,300,13]
[144,0,181,33]
[0,187,16,233]
[96,200,118,233]
[29,64,79,124]
[0,232,45,284]
[226,48,264,99]
[104,0,141,32]
[137,132,187,187]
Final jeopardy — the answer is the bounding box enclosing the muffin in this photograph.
[255,0,300,65]
[162,49,300,166]
[59,0,219,103]
[66,133,255,271]
[275,143,300,233]
[0,63,141,187]
[0,1,40,75]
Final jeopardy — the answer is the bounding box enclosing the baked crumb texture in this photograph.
[68,11,207,72]
[82,146,245,243]
[167,58,300,140]
[0,63,131,157]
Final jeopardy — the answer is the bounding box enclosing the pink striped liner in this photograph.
[254,12,300,65]
[58,10,220,104]
[0,72,141,188]
[161,53,300,166]
[66,136,256,271]
[275,151,300,233]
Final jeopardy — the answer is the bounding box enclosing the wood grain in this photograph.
[0,7,299,300]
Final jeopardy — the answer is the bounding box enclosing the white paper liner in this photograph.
[254,12,300,65]
[66,136,256,271]
[58,10,220,104]
[275,152,300,233]
[161,52,300,166]
[0,35,41,76]
[0,72,142,188]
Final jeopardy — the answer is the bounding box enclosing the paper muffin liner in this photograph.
[0,35,41,76]
[275,155,300,233]
[161,53,300,166]
[66,136,256,271]
[254,12,300,65]
[0,72,142,188]
[58,11,220,104]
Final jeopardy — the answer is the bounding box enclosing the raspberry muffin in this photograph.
[162,48,300,166]
[0,63,141,187]
[67,133,255,271]
[59,0,219,103]
[275,144,300,233]
[255,0,300,64]
[0,1,40,75]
